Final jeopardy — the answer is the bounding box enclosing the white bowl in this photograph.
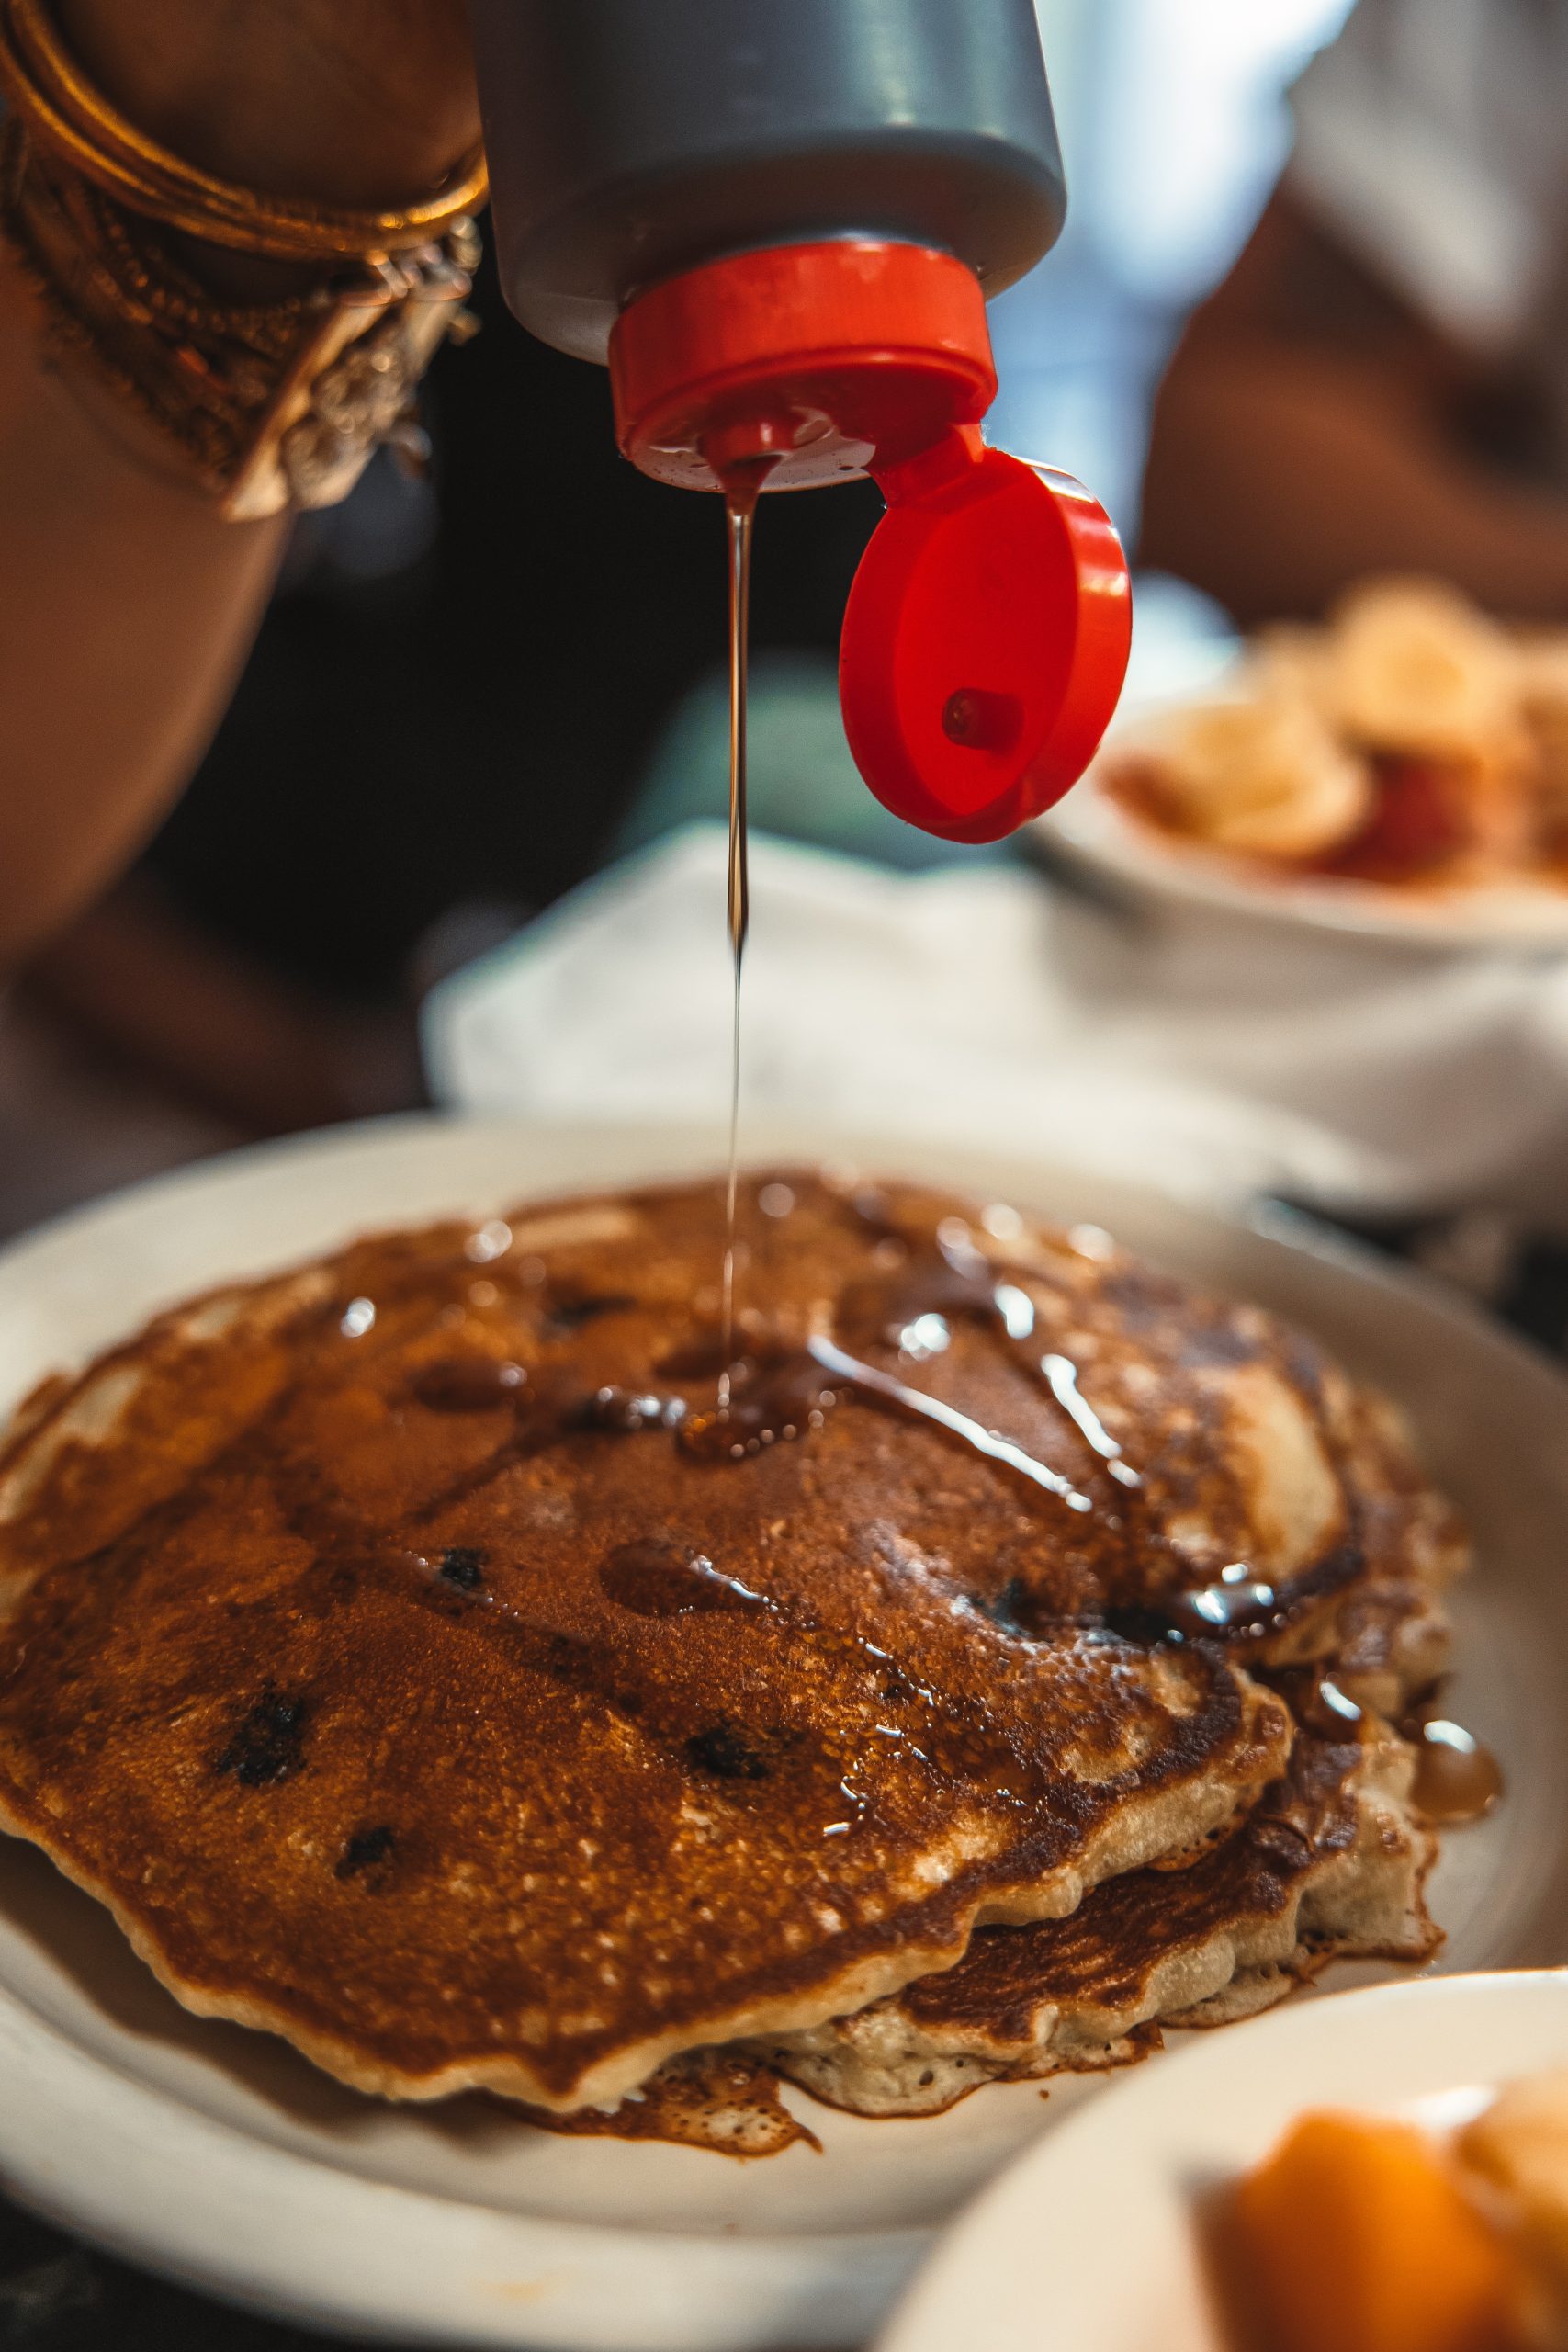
[877,1969,1568,2352]
[1038,730,1568,952]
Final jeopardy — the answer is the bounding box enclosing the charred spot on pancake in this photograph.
[1101,1600,1189,1646]
[923,1719,1048,1804]
[438,1546,487,1591]
[335,1824,395,1881]
[685,1724,770,1781]
[541,1290,636,1336]
[214,1686,309,1786]
[974,1576,1038,1636]
[413,1357,525,1411]
[877,1663,927,1711]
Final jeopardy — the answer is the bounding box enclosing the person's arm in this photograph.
[0,0,479,971]
[1139,193,1568,625]
[0,254,288,972]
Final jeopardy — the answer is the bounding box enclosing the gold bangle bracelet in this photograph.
[0,0,489,263]
[0,0,488,516]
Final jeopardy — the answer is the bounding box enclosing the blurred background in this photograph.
[0,0,1358,1241]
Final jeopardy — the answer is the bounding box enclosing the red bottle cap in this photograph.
[610,239,1131,842]
[611,238,998,492]
[841,429,1132,842]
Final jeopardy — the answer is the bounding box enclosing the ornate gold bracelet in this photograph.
[0,0,489,516]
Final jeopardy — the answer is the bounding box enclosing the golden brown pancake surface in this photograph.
[0,1170,1428,2113]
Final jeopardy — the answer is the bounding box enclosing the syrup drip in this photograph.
[807,1334,1093,1512]
[718,469,767,1413]
[402,1238,1111,1530]
[599,1538,769,1620]
[1041,1353,1141,1488]
[1272,1669,1368,1739]
[1108,1564,1281,1648]
[1315,1677,1366,1729]
[1168,1569,1280,1639]
[838,1245,1029,1352]
[1272,1677,1502,1818]
[840,1233,1135,1497]
[1407,1713,1504,1824]
[675,1322,1093,1515]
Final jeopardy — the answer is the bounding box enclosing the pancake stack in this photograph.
[0,1173,1463,2145]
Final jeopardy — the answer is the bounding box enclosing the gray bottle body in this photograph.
[469,0,1066,364]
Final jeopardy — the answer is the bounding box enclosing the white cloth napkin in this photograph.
[423,824,1568,1226]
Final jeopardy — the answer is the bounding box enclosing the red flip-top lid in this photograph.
[611,240,1131,842]
[842,428,1132,842]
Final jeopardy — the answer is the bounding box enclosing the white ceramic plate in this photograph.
[876,1968,1568,2352]
[1037,739,1568,952]
[0,1114,1565,2350]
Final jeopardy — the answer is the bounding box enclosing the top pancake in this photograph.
[0,1170,1430,2112]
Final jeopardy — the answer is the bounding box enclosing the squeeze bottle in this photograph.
[468,0,1131,842]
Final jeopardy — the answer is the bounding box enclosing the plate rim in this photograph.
[0,1986,917,2349]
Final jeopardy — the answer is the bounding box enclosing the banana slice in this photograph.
[1251,623,1336,717]
[1142,694,1372,859]
[1460,2070,1568,2347]
[1325,578,1518,757]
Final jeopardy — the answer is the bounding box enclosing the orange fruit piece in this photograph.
[1223,2110,1518,2352]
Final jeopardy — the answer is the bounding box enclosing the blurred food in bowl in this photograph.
[1105,578,1568,892]
[1214,2066,1568,2352]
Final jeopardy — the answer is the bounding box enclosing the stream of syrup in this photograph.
[718,469,765,1410]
